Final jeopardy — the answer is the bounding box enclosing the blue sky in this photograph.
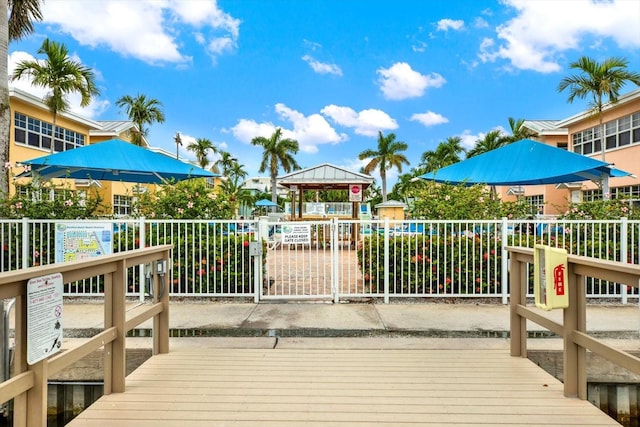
[8,0,640,187]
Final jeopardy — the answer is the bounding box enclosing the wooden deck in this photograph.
[68,348,620,426]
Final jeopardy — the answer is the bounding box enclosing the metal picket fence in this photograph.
[0,217,637,303]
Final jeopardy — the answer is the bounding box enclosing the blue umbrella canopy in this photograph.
[19,139,217,184]
[255,199,278,207]
[418,139,631,186]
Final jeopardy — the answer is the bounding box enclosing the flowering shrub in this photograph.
[411,182,532,220]
[112,222,265,294]
[357,233,500,295]
[0,162,103,219]
[134,179,235,219]
[558,199,638,220]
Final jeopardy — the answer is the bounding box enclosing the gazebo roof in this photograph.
[278,163,374,190]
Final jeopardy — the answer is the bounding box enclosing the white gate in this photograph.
[259,219,366,300]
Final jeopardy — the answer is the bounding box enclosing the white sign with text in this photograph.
[281,224,311,245]
[27,273,64,365]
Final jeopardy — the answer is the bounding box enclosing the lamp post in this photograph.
[174,132,182,159]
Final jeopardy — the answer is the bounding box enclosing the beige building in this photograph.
[8,87,154,216]
[499,88,640,216]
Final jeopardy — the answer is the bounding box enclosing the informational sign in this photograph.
[534,244,569,311]
[55,222,113,263]
[349,184,362,202]
[281,224,311,245]
[27,273,63,365]
[305,203,325,215]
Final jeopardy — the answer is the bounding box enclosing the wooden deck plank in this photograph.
[68,348,620,426]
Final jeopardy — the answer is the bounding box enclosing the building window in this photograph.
[14,112,85,153]
[572,111,640,155]
[524,194,544,214]
[584,185,640,205]
[113,195,132,217]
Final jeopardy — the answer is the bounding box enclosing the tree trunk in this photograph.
[0,0,10,197]
[381,170,387,203]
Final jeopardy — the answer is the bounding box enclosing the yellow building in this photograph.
[500,88,640,216]
[8,87,151,216]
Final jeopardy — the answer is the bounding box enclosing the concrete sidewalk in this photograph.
[59,299,640,335]
[49,299,640,353]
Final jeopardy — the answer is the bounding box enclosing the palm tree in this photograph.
[359,131,409,203]
[506,117,537,142]
[0,0,43,195]
[186,137,216,169]
[558,56,640,199]
[115,94,165,146]
[251,128,300,203]
[391,171,423,206]
[466,130,510,158]
[420,136,464,173]
[226,161,247,187]
[12,38,100,153]
[218,159,249,216]
[212,150,237,175]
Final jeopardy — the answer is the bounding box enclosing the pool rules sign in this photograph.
[27,273,63,365]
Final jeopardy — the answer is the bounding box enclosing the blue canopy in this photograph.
[418,139,631,186]
[255,199,278,207]
[19,139,217,184]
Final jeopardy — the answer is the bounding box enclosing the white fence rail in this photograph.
[0,217,638,303]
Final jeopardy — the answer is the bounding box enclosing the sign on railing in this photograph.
[27,272,63,364]
[534,245,569,311]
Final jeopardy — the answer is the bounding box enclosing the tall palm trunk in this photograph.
[51,112,58,153]
[0,0,10,196]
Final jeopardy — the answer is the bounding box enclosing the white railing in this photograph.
[0,217,638,302]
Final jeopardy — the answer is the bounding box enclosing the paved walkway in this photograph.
[55,299,640,351]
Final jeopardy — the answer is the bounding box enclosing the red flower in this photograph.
[243,240,250,247]
[445,277,451,284]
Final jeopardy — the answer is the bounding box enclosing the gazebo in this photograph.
[277,163,374,220]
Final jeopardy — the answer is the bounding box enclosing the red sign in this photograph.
[349,184,362,201]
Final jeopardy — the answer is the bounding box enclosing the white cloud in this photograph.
[458,130,482,150]
[410,111,449,127]
[231,104,347,154]
[474,17,489,29]
[377,62,446,100]
[481,0,640,73]
[230,119,277,144]
[411,41,428,53]
[274,104,347,153]
[436,19,464,32]
[301,55,343,76]
[321,105,398,136]
[8,51,109,119]
[39,0,240,65]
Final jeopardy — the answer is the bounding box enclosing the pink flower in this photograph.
[15,202,22,209]
[187,201,194,209]
[4,162,11,169]
[64,200,73,207]
[23,165,31,172]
